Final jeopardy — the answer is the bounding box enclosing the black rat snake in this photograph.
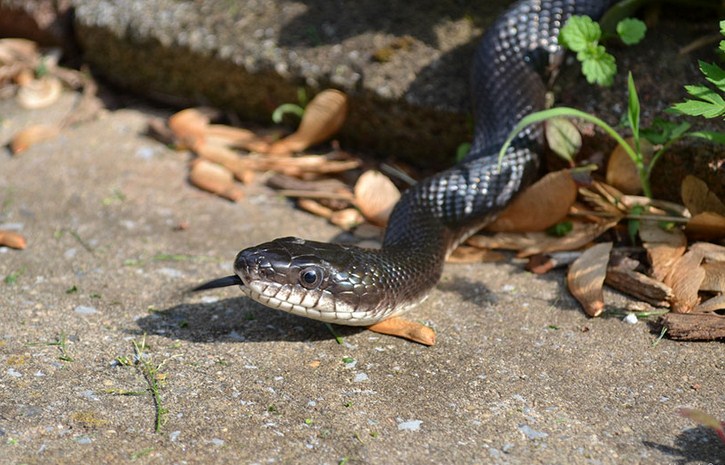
[195,0,616,326]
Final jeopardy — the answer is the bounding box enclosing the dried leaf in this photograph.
[690,242,725,262]
[487,170,577,232]
[367,316,436,346]
[685,212,725,241]
[169,108,210,148]
[681,175,725,216]
[664,249,705,313]
[188,160,244,201]
[0,230,27,249]
[205,124,269,152]
[639,220,687,282]
[267,89,348,155]
[0,38,38,64]
[693,295,725,313]
[10,124,61,154]
[469,219,618,257]
[567,242,613,317]
[330,208,364,230]
[545,117,582,162]
[525,251,581,274]
[354,170,401,227]
[195,143,243,175]
[605,137,652,195]
[447,245,505,263]
[17,75,63,109]
[297,198,333,219]
[701,262,725,292]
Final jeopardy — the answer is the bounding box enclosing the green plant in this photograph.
[272,88,309,123]
[558,15,646,86]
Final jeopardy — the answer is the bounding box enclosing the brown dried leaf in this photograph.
[188,160,244,202]
[693,295,725,313]
[330,208,364,230]
[664,249,705,313]
[639,220,687,282]
[701,262,725,292]
[469,219,618,257]
[236,154,359,177]
[567,242,613,317]
[297,198,333,219]
[169,108,210,148]
[0,38,38,64]
[605,137,652,195]
[367,316,436,346]
[685,212,725,241]
[205,124,269,152]
[447,245,505,264]
[690,242,725,262]
[16,75,62,109]
[681,175,725,216]
[354,170,401,227]
[10,124,61,154]
[267,89,348,155]
[0,230,27,249]
[195,143,243,175]
[487,170,577,232]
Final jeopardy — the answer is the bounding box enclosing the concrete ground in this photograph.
[1,88,724,464]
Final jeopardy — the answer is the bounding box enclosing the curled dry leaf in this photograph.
[469,219,618,257]
[664,249,705,313]
[297,198,333,219]
[447,245,505,264]
[0,230,27,249]
[188,160,244,202]
[205,124,269,152]
[354,170,401,227]
[169,108,210,149]
[701,262,725,292]
[567,242,613,317]
[330,208,364,230]
[605,137,652,195]
[639,220,687,282]
[487,170,578,232]
[267,89,348,155]
[17,75,62,109]
[367,316,436,346]
[694,295,725,313]
[685,212,725,241]
[11,124,61,154]
[681,175,725,216]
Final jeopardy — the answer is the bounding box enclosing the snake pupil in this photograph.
[299,267,322,289]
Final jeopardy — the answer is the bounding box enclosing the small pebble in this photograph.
[397,419,423,431]
[74,305,97,315]
[353,373,368,383]
[623,313,638,325]
[518,424,548,440]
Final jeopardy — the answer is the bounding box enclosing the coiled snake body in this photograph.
[196,0,615,328]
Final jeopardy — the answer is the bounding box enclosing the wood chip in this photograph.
[354,170,400,227]
[487,170,578,232]
[567,242,613,317]
[0,230,27,249]
[664,249,705,313]
[660,313,725,340]
[605,266,672,307]
[188,159,244,202]
[690,242,725,262]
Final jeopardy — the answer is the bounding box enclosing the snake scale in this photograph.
[195,0,616,327]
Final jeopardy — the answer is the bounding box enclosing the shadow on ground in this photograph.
[135,297,366,343]
[643,426,725,465]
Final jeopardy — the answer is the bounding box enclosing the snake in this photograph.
[195,0,616,326]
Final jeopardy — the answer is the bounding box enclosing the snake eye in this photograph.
[299,267,323,289]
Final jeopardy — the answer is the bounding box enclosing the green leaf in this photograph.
[641,119,690,145]
[546,221,573,237]
[699,61,725,90]
[688,130,725,144]
[627,73,640,147]
[559,15,601,52]
[685,84,725,107]
[272,103,305,124]
[545,117,581,162]
[581,51,616,86]
[616,18,646,45]
[628,205,645,244]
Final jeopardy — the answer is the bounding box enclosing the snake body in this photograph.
[199,0,615,325]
